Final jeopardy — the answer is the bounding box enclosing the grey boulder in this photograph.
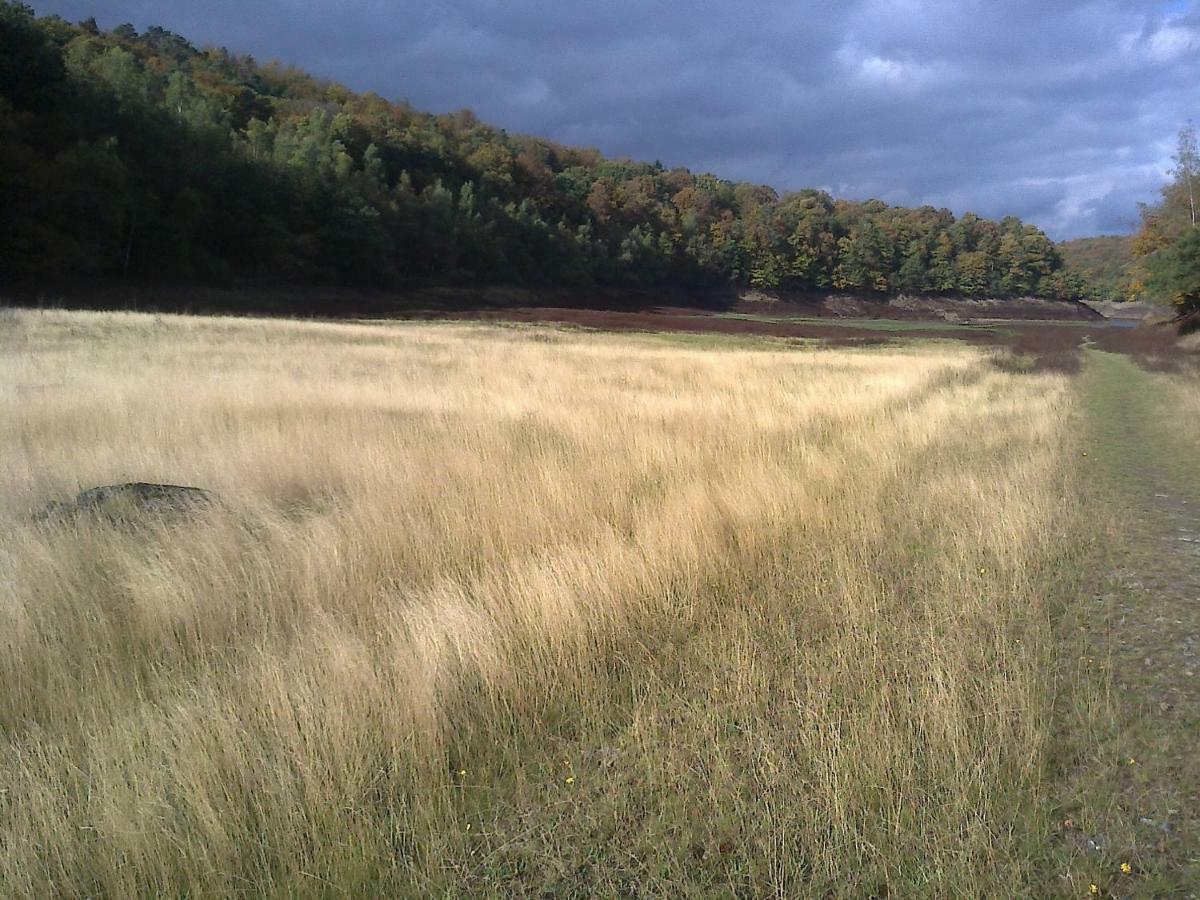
[33,483,217,524]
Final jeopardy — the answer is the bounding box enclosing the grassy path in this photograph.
[1059,349,1200,897]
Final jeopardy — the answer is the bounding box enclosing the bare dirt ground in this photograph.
[423,302,1185,375]
[15,282,1146,369]
[1082,300,1166,322]
[7,282,1103,320]
[426,304,977,344]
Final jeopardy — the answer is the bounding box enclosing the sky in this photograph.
[32,0,1200,240]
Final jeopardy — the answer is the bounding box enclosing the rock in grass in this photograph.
[32,483,217,525]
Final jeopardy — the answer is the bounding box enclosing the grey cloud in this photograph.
[32,0,1200,238]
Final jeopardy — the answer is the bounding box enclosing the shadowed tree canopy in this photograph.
[0,3,1094,300]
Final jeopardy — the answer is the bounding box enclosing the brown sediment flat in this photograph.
[432,305,964,344]
[11,282,1185,371]
[418,303,1187,375]
[7,283,1104,322]
[427,301,1166,357]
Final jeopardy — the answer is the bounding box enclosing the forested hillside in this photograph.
[1,4,1093,299]
[1058,235,1135,302]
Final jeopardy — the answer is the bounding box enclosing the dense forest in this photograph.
[1058,235,1135,303]
[1,3,1096,299]
[1131,124,1200,315]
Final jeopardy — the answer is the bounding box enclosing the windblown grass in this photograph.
[0,309,1086,896]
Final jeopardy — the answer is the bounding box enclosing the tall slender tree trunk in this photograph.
[1177,123,1198,228]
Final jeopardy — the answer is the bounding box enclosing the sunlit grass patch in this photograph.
[0,308,1087,896]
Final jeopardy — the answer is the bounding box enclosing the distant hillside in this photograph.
[1,3,1095,302]
[1058,235,1136,302]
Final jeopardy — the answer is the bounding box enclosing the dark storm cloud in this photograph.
[33,0,1200,238]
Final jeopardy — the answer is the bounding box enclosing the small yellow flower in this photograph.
[1120,862,1132,875]
[457,769,467,777]
[465,823,471,832]
[1089,884,1099,896]
[565,776,575,785]
[1127,757,1136,765]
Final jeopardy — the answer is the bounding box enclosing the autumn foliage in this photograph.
[1,4,1090,300]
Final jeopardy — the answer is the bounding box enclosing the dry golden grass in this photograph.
[0,309,1087,896]
[1156,368,1200,454]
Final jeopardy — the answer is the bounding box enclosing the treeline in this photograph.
[1,3,1092,299]
[1131,124,1199,314]
[1058,235,1135,303]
